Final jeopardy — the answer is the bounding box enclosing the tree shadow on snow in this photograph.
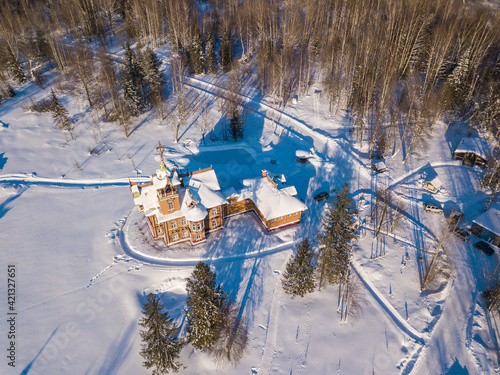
[445,358,469,374]
[95,320,137,375]
[20,327,59,375]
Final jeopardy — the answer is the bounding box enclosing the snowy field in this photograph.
[1,56,499,375]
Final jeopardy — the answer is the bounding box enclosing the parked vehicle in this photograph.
[314,191,329,202]
[474,241,494,256]
[424,202,443,214]
[453,228,470,241]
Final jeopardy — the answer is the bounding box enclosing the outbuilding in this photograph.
[423,175,442,194]
[454,137,491,168]
[471,206,500,247]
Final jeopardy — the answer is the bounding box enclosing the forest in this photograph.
[0,0,498,159]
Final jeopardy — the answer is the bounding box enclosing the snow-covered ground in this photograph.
[1,55,499,375]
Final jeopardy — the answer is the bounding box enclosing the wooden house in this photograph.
[130,144,307,246]
[454,137,491,168]
[471,206,500,247]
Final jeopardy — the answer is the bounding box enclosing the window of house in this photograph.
[294,212,298,216]
[272,218,276,223]
[183,230,189,238]
[157,226,163,235]
[287,214,292,218]
[172,232,179,241]
[168,200,174,211]
[170,221,177,229]
[212,208,218,216]
[181,218,187,226]
[192,224,196,231]
[197,223,202,231]
[212,219,217,228]
[196,234,202,240]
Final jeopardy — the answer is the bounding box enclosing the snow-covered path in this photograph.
[352,261,426,345]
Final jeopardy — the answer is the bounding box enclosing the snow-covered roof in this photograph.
[133,184,158,215]
[473,206,500,236]
[152,174,168,190]
[423,174,442,189]
[171,170,181,186]
[184,169,221,191]
[296,150,311,158]
[372,160,386,170]
[236,176,307,220]
[455,137,491,160]
[280,186,298,196]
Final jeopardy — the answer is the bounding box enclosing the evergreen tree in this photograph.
[50,89,74,139]
[6,47,27,84]
[229,109,243,141]
[281,238,316,298]
[185,262,227,351]
[139,293,184,374]
[189,29,206,75]
[6,84,16,98]
[141,47,165,105]
[205,31,217,74]
[316,183,357,290]
[35,27,51,63]
[122,41,145,115]
[220,31,232,73]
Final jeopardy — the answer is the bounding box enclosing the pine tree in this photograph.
[281,238,316,298]
[6,47,27,84]
[185,262,227,351]
[229,109,243,141]
[205,31,217,74]
[50,89,74,140]
[189,29,206,75]
[220,31,232,73]
[316,183,357,290]
[139,293,184,374]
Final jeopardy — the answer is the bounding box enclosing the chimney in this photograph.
[262,170,267,178]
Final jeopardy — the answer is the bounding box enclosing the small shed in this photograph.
[454,137,491,168]
[423,175,442,194]
[471,206,500,247]
[296,150,311,163]
[371,160,387,173]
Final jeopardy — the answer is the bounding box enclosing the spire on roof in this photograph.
[156,141,167,173]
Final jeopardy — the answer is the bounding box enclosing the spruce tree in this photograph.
[220,31,232,73]
[189,29,206,75]
[229,109,243,141]
[316,183,357,290]
[205,31,217,74]
[139,293,184,374]
[35,27,51,63]
[6,47,27,84]
[141,47,165,105]
[281,238,316,298]
[185,262,227,351]
[122,41,145,115]
[50,89,74,139]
